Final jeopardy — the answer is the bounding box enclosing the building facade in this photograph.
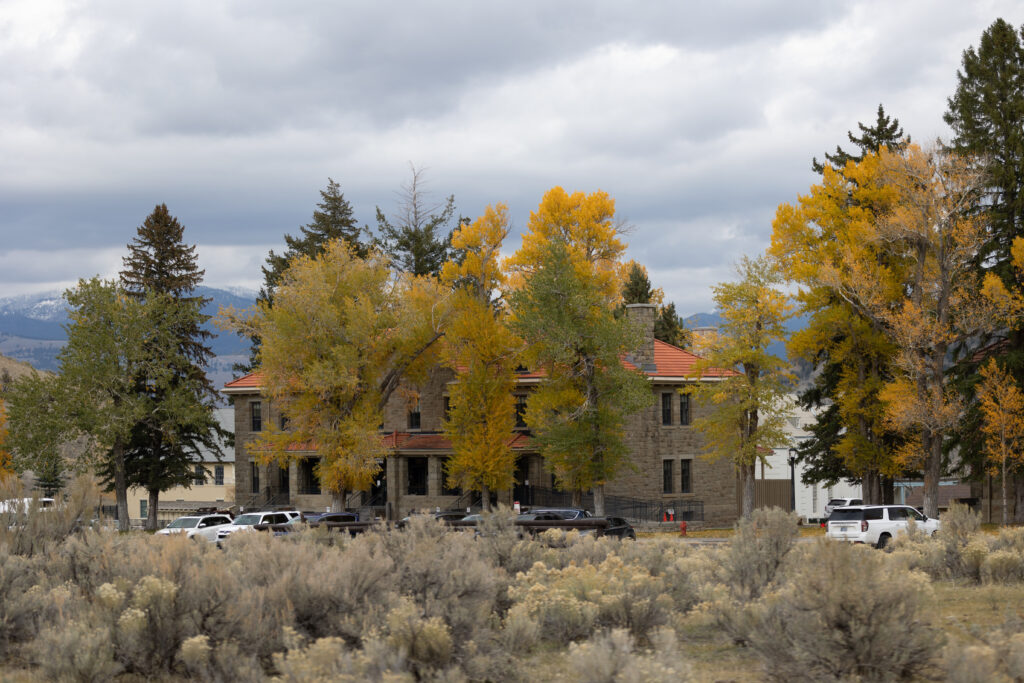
[222,304,741,526]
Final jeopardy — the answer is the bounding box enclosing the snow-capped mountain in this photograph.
[0,286,257,388]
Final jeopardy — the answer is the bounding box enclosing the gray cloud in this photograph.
[0,0,1019,312]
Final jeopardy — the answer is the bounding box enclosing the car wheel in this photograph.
[876,533,891,550]
[627,530,636,540]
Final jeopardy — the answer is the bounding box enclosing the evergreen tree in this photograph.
[120,204,224,530]
[812,104,907,173]
[374,165,457,277]
[241,178,368,372]
[654,302,689,348]
[945,19,1024,519]
[621,262,654,304]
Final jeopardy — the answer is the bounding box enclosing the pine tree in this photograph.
[240,179,368,372]
[812,104,907,173]
[120,204,224,530]
[374,165,458,277]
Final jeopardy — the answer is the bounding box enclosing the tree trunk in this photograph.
[332,487,347,513]
[741,463,755,519]
[571,488,582,509]
[1002,459,1009,527]
[593,484,605,517]
[881,476,895,505]
[112,440,130,532]
[481,484,490,512]
[1015,472,1024,524]
[146,488,159,531]
[862,469,880,505]
[921,432,941,519]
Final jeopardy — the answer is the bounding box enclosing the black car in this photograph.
[598,516,636,540]
[525,508,593,520]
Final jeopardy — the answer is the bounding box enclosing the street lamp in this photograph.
[787,448,798,513]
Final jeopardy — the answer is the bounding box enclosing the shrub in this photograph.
[564,627,686,683]
[273,632,412,683]
[719,507,799,601]
[0,475,102,558]
[981,549,1024,584]
[0,551,48,656]
[742,540,941,681]
[32,619,120,683]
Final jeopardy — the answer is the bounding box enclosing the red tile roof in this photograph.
[224,341,735,393]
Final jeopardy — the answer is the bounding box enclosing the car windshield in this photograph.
[167,518,200,529]
[829,509,864,521]
[233,514,262,526]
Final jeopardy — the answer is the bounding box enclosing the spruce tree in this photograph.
[374,166,457,277]
[812,104,907,173]
[120,204,225,530]
[621,262,654,304]
[654,302,689,348]
[945,19,1024,520]
[241,178,368,372]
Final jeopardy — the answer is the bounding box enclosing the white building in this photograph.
[761,397,861,522]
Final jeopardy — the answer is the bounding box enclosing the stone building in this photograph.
[222,304,740,526]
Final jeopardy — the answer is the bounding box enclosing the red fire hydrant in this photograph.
[679,521,688,536]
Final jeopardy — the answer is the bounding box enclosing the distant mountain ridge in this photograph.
[0,286,257,387]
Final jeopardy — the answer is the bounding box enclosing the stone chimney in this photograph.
[690,326,717,356]
[624,303,657,372]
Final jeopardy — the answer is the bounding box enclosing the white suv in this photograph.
[216,510,296,545]
[156,513,233,542]
[824,497,862,518]
[826,505,940,548]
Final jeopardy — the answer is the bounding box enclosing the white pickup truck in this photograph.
[825,505,940,548]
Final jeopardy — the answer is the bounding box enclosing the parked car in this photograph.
[216,510,296,545]
[825,505,940,548]
[525,507,592,520]
[156,513,233,542]
[308,511,359,526]
[599,516,637,540]
[824,497,863,519]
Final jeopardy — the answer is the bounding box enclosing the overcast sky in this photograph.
[0,1,1019,315]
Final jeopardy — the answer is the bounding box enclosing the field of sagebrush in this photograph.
[2,479,1024,682]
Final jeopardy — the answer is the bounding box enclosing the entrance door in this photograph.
[368,463,386,506]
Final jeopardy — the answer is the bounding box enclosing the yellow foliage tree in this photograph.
[977,358,1024,526]
[439,204,519,510]
[771,151,905,503]
[220,240,448,511]
[504,186,625,301]
[687,255,793,519]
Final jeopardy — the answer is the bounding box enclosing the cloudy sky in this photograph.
[0,1,1019,315]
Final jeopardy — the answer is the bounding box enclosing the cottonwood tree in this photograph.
[977,358,1024,526]
[688,255,792,519]
[772,149,906,504]
[374,165,459,277]
[439,205,519,511]
[508,188,651,515]
[244,178,369,371]
[818,145,991,518]
[120,204,224,530]
[220,240,448,511]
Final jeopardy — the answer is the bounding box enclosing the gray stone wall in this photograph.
[382,367,454,432]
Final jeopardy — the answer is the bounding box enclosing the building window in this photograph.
[514,395,527,428]
[407,457,427,495]
[280,414,289,430]
[443,396,451,422]
[140,499,148,519]
[214,465,224,486]
[250,401,262,432]
[661,393,672,425]
[680,394,691,425]
[408,401,421,430]
[680,459,692,494]
[663,460,674,494]
[193,465,204,485]
[251,462,260,494]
